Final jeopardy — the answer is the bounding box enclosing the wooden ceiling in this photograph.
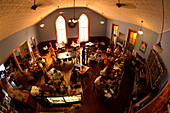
[0,0,170,41]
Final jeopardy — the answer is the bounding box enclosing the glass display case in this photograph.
[47,97,65,104]
[46,95,82,104]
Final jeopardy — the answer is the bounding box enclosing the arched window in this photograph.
[78,14,89,42]
[55,15,67,44]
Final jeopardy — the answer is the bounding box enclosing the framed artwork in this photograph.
[139,41,148,53]
[117,32,125,45]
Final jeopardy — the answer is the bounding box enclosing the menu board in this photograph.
[147,49,164,87]
[64,95,81,102]
[47,97,65,104]
[150,57,163,87]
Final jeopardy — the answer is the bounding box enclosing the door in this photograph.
[124,28,138,54]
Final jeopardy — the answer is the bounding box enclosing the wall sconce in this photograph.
[40,23,45,28]
[100,20,104,24]
[138,20,143,35]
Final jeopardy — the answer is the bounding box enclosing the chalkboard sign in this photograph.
[147,49,155,68]
[150,58,163,87]
[147,49,164,87]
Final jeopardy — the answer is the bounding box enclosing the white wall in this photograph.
[158,30,170,82]
[106,19,159,59]
[37,7,107,42]
[0,25,39,63]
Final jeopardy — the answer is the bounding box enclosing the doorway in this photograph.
[124,28,138,54]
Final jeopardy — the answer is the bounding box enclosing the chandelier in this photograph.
[68,0,78,28]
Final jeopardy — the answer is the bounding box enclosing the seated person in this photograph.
[94,75,108,92]
[100,66,108,76]
[48,42,56,57]
[89,52,96,66]
[113,46,121,56]
[96,48,102,58]
[70,66,79,83]
[95,41,99,51]
[44,69,53,84]
[38,58,46,67]
[35,53,41,60]
[71,41,77,51]
[53,69,63,83]
[107,45,112,57]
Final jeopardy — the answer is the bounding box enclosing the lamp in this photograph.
[68,0,78,28]
[100,13,105,24]
[39,17,45,28]
[138,20,143,35]
[100,20,104,24]
[153,0,164,53]
[40,23,45,27]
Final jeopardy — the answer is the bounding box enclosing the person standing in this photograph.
[82,47,85,65]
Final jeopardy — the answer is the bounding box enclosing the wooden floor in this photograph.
[32,49,134,113]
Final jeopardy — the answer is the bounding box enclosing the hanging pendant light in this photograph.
[68,0,78,28]
[138,20,143,35]
[100,13,105,24]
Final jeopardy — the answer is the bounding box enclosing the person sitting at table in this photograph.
[77,38,80,44]
[38,57,46,67]
[70,66,79,84]
[49,42,56,58]
[89,52,96,66]
[51,56,57,68]
[71,41,77,51]
[94,41,99,51]
[96,47,102,58]
[53,69,63,85]
[106,45,112,57]
[113,45,121,56]
[44,69,53,84]
[35,53,41,60]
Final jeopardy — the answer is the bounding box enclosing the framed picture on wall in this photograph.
[117,32,125,45]
[139,41,148,53]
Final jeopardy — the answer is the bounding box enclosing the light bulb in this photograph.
[100,20,104,24]
[138,29,143,35]
[40,23,45,28]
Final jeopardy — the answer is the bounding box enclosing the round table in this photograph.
[57,52,76,59]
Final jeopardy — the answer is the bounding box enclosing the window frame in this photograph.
[55,15,68,44]
[78,13,89,43]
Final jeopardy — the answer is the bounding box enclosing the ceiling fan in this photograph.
[116,0,125,8]
[115,0,136,9]
[31,0,39,10]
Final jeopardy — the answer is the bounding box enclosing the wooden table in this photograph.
[57,52,76,59]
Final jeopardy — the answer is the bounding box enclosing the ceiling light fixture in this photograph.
[100,13,105,24]
[68,0,78,28]
[40,23,45,27]
[39,17,45,28]
[138,20,143,35]
[100,20,104,24]
[153,0,164,53]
